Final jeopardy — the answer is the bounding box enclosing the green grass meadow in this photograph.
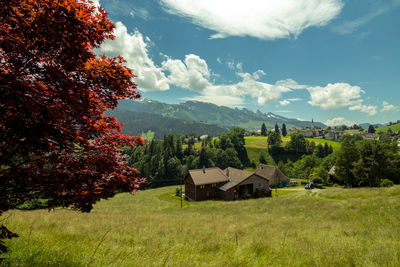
[2,186,400,266]
[244,136,340,171]
[376,123,400,134]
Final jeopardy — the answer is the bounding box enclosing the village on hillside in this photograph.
[247,119,400,142]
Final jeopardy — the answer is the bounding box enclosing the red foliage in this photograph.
[0,0,145,254]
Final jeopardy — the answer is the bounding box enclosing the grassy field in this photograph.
[2,186,400,266]
[244,136,340,150]
[244,136,340,171]
[376,123,400,134]
[305,138,341,150]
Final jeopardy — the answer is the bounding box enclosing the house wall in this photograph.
[240,175,269,193]
[220,189,235,201]
[185,178,227,201]
[184,175,196,201]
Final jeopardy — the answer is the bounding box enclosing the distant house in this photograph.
[325,131,342,141]
[360,133,379,140]
[184,166,277,201]
[255,164,290,188]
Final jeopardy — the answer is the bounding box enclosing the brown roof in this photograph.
[187,167,229,186]
[255,164,289,184]
[219,167,269,191]
[224,167,253,183]
[219,168,253,191]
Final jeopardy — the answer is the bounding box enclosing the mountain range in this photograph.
[109,99,326,137]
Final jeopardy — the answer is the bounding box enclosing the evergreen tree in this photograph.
[368,125,376,133]
[259,153,267,164]
[282,123,287,137]
[324,142,329,157]
[199,147,208,168]
[274,123,280,134]
[261,123,267,136]
[329,145,333,154]
[354,140,394,187]
[175,135,183,161]
[314,144,325,158]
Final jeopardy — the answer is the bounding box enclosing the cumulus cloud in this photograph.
[99,22,169,91]
[96,21,292,106]
[307,83,378,115]
[325,117,355,127]
[216,57,222,64]
[183,70,293,107]
[162,54,211,92]
[307,83,365,109]
[160,0,344,40]
[381,101,399,112]
[97,21,380,113]
[349,103,377,116]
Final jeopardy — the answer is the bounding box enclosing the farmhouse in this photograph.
[184,165,288,201]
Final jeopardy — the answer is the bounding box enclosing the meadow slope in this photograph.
[2,186,400,266]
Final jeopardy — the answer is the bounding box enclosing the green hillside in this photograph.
[244,136,340,169]
[2,186,400,266]
[376,123,400,134]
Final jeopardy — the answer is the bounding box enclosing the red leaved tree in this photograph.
[0,0,145,257]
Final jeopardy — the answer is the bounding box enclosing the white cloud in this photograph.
[183,70,292,107]
[97,22,381,113]
[236,62,243,72]
[382,101,399,112]
[162,54,211,92]
[297,118,305,121]
[129,8,150,20]
[349,103,377,116]
[99,22,169,91]
[280,100,291,106]
[307,83,364,109]
[275,79,306,89]
[227,61,235,70]
[216,57,222,64]
[307,83,378,115]
[325,117,355,127]
[184,94,244,107]
[280,98,302,106]
[160,0,344,40]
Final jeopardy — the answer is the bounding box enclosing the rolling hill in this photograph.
[376,123,400,134]
[116,99,326,130]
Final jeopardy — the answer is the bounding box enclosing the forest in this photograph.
[124,126,400,189]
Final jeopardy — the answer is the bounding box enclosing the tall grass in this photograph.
[2,186,400,266]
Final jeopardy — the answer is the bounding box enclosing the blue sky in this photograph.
[96,0,400,126]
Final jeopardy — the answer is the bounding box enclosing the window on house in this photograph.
[200,185,205,189]
[212,183,216,187]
